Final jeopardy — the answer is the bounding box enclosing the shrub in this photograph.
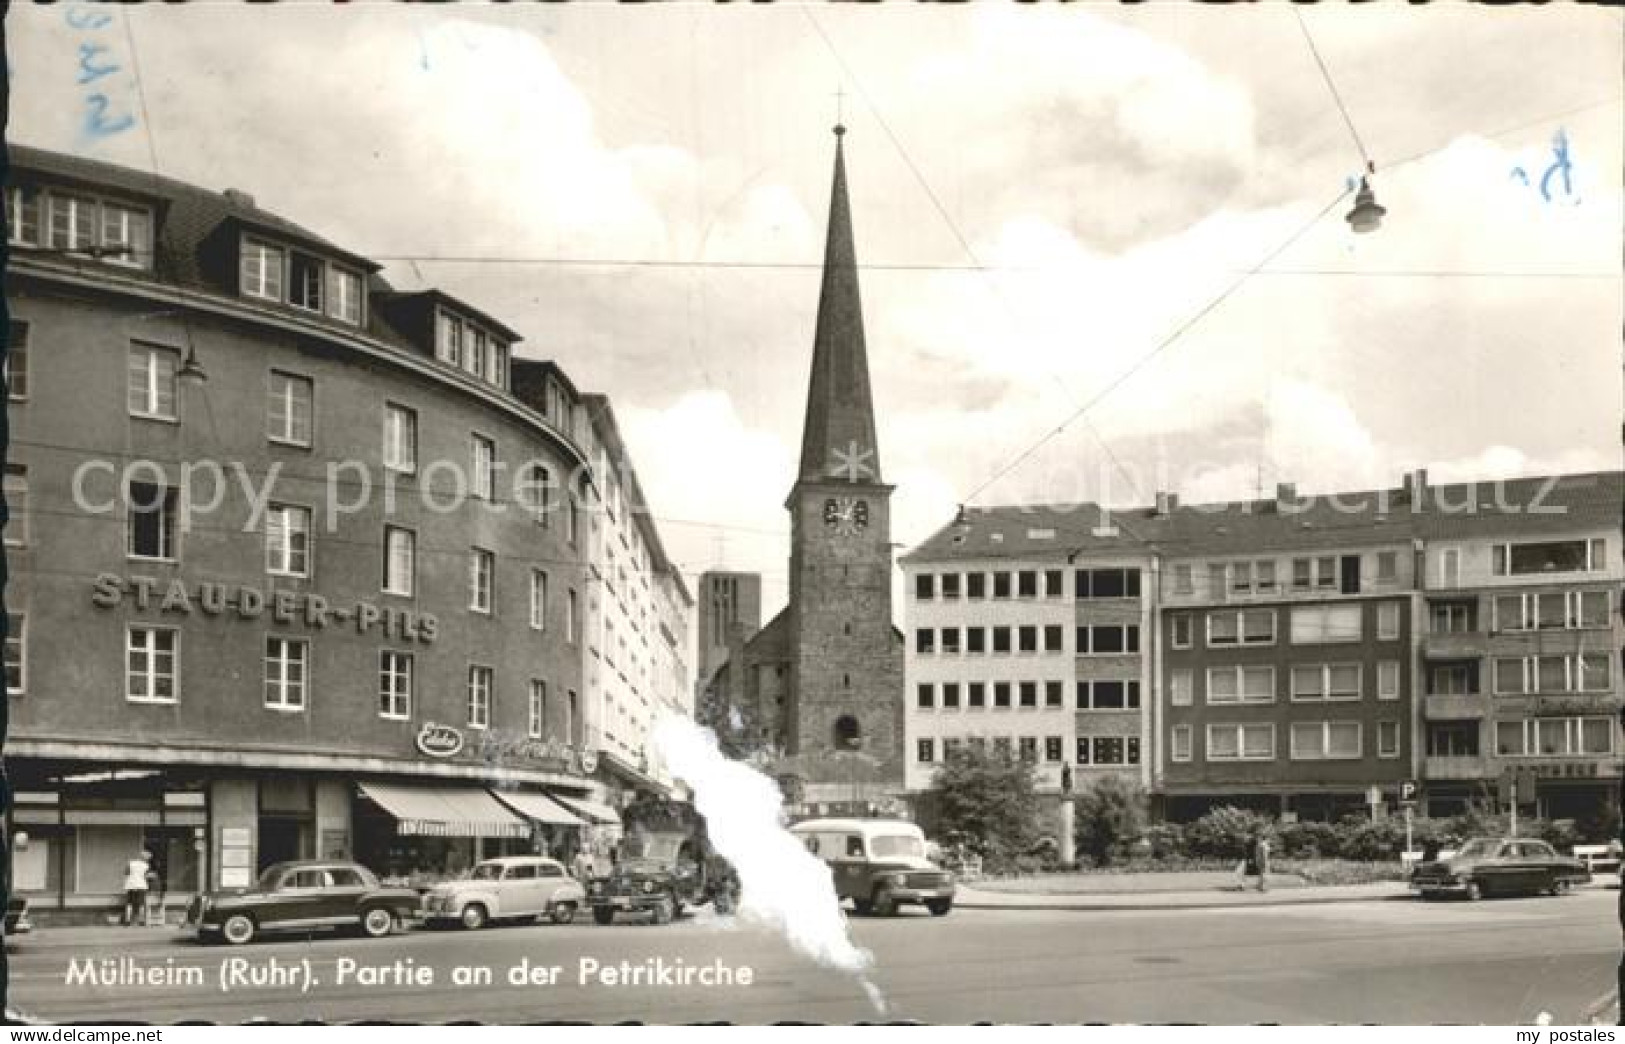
[1142,822,1185,860]
[1184,806,1272,859]
[1074,776,1148,867]
[1274,820,1341,858]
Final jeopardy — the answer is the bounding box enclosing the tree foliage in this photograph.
[928,746,1042,873]
[1073,775,1147,867]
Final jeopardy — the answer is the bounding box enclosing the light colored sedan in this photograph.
[422,856,586,929]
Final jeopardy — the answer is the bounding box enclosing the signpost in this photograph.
[1399,780,1418,856]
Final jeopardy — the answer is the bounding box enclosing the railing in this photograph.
[1424,754,1492,780]
[1422,693,1488,720]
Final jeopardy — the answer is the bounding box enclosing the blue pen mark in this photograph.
[1537,128,1573,204]
[77,42,120,86]
[418,29,431,71]
[1509,168,1530,187]
[64,5,113,30]
[85,94,136,138]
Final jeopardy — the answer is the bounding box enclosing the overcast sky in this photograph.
[12,4,1622,619]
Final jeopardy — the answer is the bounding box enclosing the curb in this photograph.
[954,892,1410,912]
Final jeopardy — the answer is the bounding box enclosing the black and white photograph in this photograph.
[2,2,1623,1028]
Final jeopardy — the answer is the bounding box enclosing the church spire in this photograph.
[796,124,882,486]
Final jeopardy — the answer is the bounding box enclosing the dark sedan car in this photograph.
[186,860,421,945]
[1410,837,1590,900]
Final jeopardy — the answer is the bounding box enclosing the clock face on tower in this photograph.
[823,496,869,536]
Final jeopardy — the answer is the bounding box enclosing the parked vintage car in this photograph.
[1410,837,1590,900]
[186,860,421,945]
[791,818,956,916]
[587,830,736,925]
[422,856,586,929]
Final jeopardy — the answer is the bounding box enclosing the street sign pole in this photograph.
[1404,804,1413,857]
[1510,779,1518,837]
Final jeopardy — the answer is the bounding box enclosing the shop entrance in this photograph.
[258,778,314,870]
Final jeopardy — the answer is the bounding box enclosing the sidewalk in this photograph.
[954,880,1412,911]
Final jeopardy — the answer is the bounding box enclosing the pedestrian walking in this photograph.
[572,846,596,883]
[1248,833,1271,892]
[121,849,152,926]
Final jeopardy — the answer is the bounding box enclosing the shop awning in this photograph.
[489,789,585,827]
[357,782,530,839]
[552,794,622,825]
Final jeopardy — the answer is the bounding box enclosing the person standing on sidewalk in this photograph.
[120,849,152,926]
[1240,832,1270,893]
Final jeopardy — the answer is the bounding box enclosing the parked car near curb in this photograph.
[1410,837,1590,900]
[792,818,956,917]
[186,860,421,945]
[423,856,586,929]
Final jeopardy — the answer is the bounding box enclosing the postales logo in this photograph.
[416,722,464,758]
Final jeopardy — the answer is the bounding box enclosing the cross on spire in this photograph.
[833,85,846,132]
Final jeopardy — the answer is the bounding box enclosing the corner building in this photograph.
[3,145,686,916]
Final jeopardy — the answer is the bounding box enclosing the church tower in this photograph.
[783,125,905,796]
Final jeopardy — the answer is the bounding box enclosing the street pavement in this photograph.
[6,889,1619,1025]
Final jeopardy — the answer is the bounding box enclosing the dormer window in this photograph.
[8,185,151,268]
[433,307,508,390]
[239,234,364,327]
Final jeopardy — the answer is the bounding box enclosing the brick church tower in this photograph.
[693,126,905,806]
[781,125,905,800]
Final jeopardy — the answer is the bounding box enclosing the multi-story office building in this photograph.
[903,472,1622,825]
[1,144,686,915]
[578,396,694,801]
[1412,471,1621,821]
[902,506,1154,798]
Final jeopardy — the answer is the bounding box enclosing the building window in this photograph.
[1075,568,1142,599]
[241,238,286,300]
[993,572,1012,599]
[1206,723,1274,762]
[383,526,415,596]
[471,435,496,501]
[1044,570,1064,597]
[1171,725,1193,762]
[1375,551,1398,583]
[566,690,578,747]
[967,627,986,654]
[466,666,493,729]
[4,465,26,548]
[992,627,1011,654]
[1494,590,1611,632]
[1494,654,1612,694]
[1171,613,1192,649]
[567,589,578,643]
[1290,721,1362,761]
[1493,539,1608,576]
[917,739,936,763]
[265,503,311,577]
[941,573,962,599]
[916,629,935,655]
[967,573,986,599]
[1045,736,1063,762]
[127,481,178,560]
[1430,602,1474,634]
[1289,604,1363,644]
[40,190,150,265]
[1496,716,1614,758]
[128,343,179,420]
[942,683,961,709]
[1045,681,1064,708]
[1077,625,1140,655]
[1377,661,1400,700]
[470,548,494,612]
[1290,664,1361,703]
[1017,571,1038,598]
[1087,737,1130,765]
[1078,680,1139,711]
[267,371,313,446]
[915,574,935,600]
[289,251,324,312]
[917,684,935,710]
[940,627,962,654]
[126,627,178,704]
[436,311,463,367]
[1427,721,1480,758]
[264,637,308,711]
[1018,737,1038,762]
[326,266,363,325]
[1173,564,1194,595]
[1206,666,1275,705]
[1378,720,1400,759]
[1018,626,1038,653]
[1170,669,1193,707]
[6,320,29,401]
[1018,682,1037,708]
[529,680,547,739]
[1043,625,1064,653]
[993,682,1011,709]
[968,683,986,708]
[1377,602,1401,640]
[5,612,25,696]
[1207,609,1274,647]
[383,404,417,473]
[6,186,40,246]
[378,651,412,719]
[530,570,548,630]
[521,464,552,526]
